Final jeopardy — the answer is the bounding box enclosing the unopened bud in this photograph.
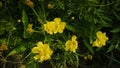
[87,54,93,60]
[13,27,16,30]
[18,19,21,23]
[25,0,34,8]
[48,4,53,9]
[26,24,34,33]
[71,16,75,20]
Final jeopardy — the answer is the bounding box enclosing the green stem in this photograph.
[22,52,32,62]
[75,55,79,67]
[49,60,55,68]
[7,31,12,45]
[92,1,116,7]
[32,8,43,24]
[41,1,46,22]
[83,39,94,55]
[63,53,66,68]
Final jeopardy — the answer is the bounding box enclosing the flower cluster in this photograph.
[65,35,78,53]
[92,31,108,48]
[44,18,66,35]
[32,41,53,63]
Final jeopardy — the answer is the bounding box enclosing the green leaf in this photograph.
[89,0,98,3]
[7,45,27,56]
[117,47,120,51]
[106,45,115,53]
[83,39,94,55]
[96,47,103,52]
[102,52,120,64]
[66,25,77,33]
[27,60,38,68]
[114,12,120,20]
[59,2,65,10]
[110,27,120,33]
[101,16,112,22]
[22,9,29,38]
[75,55,79,67]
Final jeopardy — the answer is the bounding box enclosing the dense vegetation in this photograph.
[0,0,120,68]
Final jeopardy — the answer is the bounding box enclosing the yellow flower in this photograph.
[26,24,34,33]
[57,22,66,33]
[32,41,53,63]
[0,44,8,51]
[65,35,78,53]
[44,21,56,34]
[92,31,108,48]
[44,18,66,34]
[54,18,66,33]
[54,18,61,23]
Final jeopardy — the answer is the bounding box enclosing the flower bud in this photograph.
[25,0,34,8]
[48,4,53,9]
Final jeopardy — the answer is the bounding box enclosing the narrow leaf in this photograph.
[102,52,120,64]
[27,61,38,68]
[7,45,27,56]
[106,45,115,53]
[66,25,77,33]
[22,9,29,38]
[110,27,120,33]
[83,39,94,55]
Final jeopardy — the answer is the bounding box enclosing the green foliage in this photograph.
[7,45,27,56]
[22,9,29,38]
[0,0,120,68]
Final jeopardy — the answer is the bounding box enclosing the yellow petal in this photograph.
[70,40,78,53]
[44,24,47,31]
[43,44,53,56]
[96,31,103,38]
[39,56,45,63]
[92,39,102,48]
[58,22,66,33]
[32,47,40,53]
[44,21,57,34]
[34,54,40,60]
[65,40,71,51]
[54,18,61,23]
[72,35,77,40]
[37,41,43,47]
